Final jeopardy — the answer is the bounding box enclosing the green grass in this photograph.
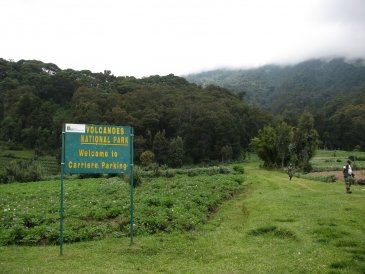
[0,147,59,175]
[1,161,365,273]
[310,149,365,171]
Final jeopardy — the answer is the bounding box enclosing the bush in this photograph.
[219,166,230,174]
[297,174,336,183]
[0,159,45,183]
[208,167,220,176]
[3,152,16,158]
[187,170,199,177]
[132,166,143,187]
[140,150,155,167]
[164,170,175,178]
[302,162,312,173]
[233,165,245,174]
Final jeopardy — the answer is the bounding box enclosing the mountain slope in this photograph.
[185,58,365,115]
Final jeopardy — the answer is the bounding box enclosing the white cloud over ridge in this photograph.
[1,0,364,77]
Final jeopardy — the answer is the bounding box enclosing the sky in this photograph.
[1,0,365,78]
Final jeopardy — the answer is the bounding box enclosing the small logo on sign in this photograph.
[65,124,86,133]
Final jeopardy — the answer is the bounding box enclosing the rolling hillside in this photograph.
[185,58,365,115]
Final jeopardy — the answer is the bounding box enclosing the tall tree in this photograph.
[153,130,169,165]
[168,136,184,168]
[292,111,319,171]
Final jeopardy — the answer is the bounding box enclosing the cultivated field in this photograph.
[0,151,364,273]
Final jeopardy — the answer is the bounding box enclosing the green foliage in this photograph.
[308,149,365,171]
[152,130,169,165]
[0,58,269,165]
[168,136,184,168]
[292,112,319,170]
[186,58,365,151]
[0,159,45,183]
[139,150,155,167]
[1,161,365,273]
[250,113,319,170]
[233,165,245,174]
[132,166,143,187]
[250,121,293,167]
[0,171,244,245]
[220,145,233,162]
[297,173,337,183]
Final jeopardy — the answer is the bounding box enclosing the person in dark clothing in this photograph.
[343,160,354,193]
[288,163,294,180]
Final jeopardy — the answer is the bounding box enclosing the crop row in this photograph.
[0,169,245,245]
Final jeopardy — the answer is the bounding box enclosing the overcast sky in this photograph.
[1,0,365,77]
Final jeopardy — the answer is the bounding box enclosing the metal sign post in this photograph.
[129,127,134,245]
[59,124,133,255]
[60,130,65,255]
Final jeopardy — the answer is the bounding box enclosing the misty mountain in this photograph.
[185,58,365,119]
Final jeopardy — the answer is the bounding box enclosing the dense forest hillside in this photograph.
[185,59,365,150]
[0,58,271,164]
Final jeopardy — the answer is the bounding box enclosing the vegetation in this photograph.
[250,112,319,170]
[0,167,244,245]
[0,145,58,183]
[309,150,365,172]
[0,58,270,166]
[186,58,365,150]
[1,56,364,272]
[1,160,364,273]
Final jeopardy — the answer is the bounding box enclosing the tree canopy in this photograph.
[0,58,271,165]
[250,113,319,170]
[186,58,365,150]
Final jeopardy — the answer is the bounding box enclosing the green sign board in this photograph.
[59,124,135,255]
[63,123,132,174]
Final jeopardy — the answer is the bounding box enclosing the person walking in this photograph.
[343,160,354,193]
[288,163,294,180]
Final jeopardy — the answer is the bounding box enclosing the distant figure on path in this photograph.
[343,160,354,193]
[288,163,294,180]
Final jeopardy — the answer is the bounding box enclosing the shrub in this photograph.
[233,165,245,174]
[324,175,337,183]
[132,166,143,187]
[187,170,199,177]
[297,174,336,183]
[140,150,155,167]
[150,163,161,177]
[219,166,230,174]
[3,152,16,158]
[208,167,220,176]
[0,159,45,183]
[165,170,175,178]
[302,162,312,173]
[168,136,184,168]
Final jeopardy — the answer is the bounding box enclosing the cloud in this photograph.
[1,0,364,77]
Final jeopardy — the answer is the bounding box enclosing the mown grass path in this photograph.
[1,163,364,273]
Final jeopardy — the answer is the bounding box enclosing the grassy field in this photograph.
[0,147,59,175]
[1,158,364,273]
[309,150,365,171]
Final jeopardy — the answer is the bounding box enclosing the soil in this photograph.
[307,170,365,181]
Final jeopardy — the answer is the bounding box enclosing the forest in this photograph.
[186,58,365,151]
[0,58,271,165]
[0,58,364,169]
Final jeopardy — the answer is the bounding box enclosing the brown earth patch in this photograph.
[307,170,365,181]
